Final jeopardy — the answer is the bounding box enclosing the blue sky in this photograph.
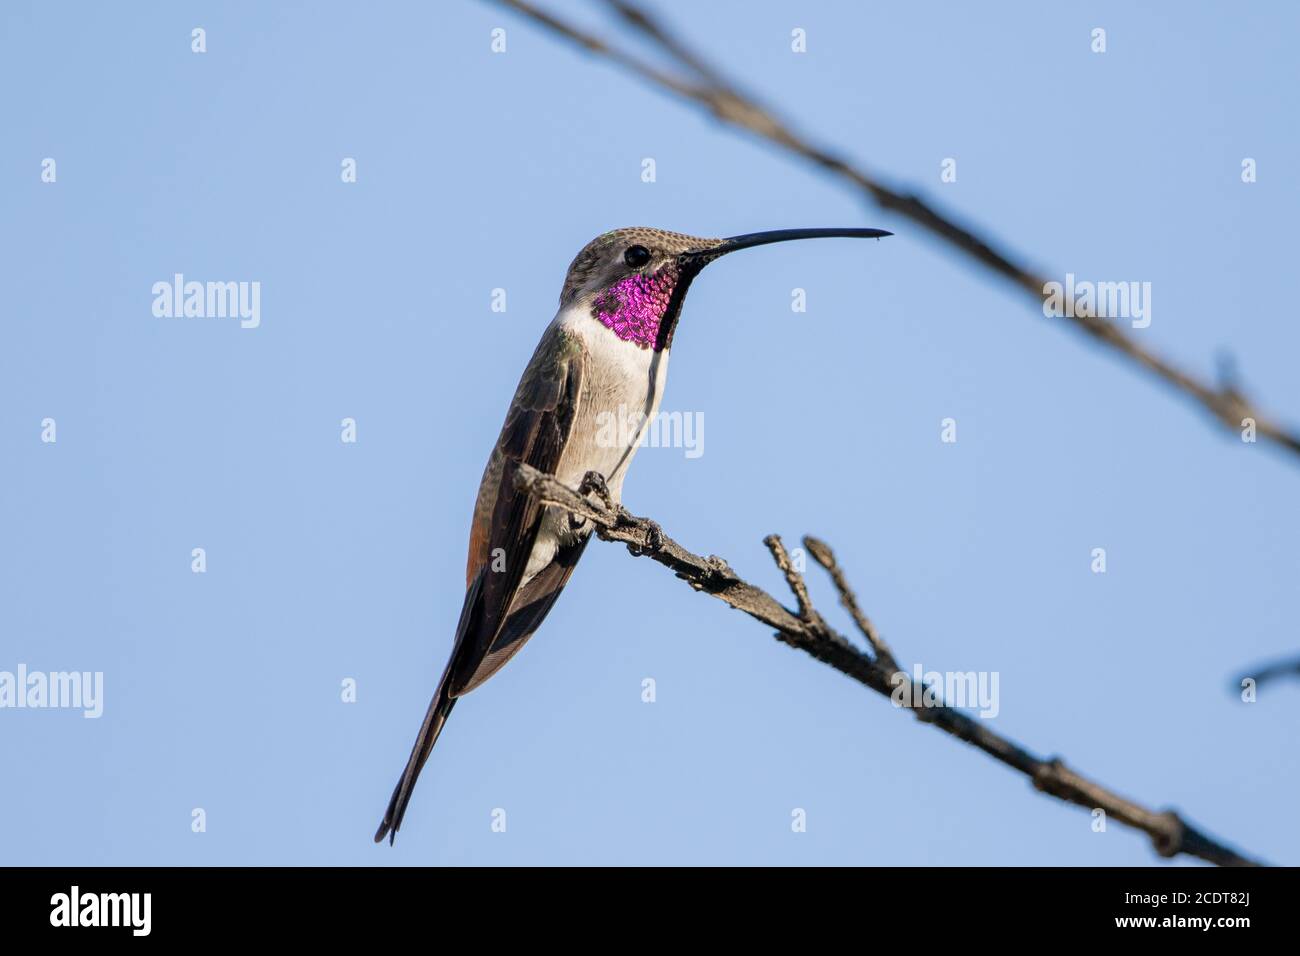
[2,1,1297,865]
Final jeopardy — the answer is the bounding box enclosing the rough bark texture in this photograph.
[516,463,1264,867]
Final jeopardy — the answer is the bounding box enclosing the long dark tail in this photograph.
[376,571,487,845]
[373,673,457,845]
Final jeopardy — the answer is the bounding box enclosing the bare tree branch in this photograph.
[763,533,820,625]
[514,463,1265,867]
[490,0,1300,460]
[802,535,898,671]
[1236,657,1300,692]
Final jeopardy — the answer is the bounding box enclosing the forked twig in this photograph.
[515,463,1264,867]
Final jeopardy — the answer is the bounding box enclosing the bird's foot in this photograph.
[578,470,615,511]
[570,470,615,532]
[576,470,660,553]
[629,519,664,555]
[644,520,664,552]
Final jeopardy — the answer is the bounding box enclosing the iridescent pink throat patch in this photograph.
[591,269,677,350]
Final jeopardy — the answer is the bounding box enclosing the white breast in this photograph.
[556,304,670,501]
[520,306,671,587]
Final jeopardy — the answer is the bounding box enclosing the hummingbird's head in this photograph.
[560,226,892,351]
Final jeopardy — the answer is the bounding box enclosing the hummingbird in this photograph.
[374,226,891,844]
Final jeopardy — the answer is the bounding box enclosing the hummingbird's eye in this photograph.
[623,245,651,268]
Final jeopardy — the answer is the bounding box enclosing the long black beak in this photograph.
[680,227,892,269]
[656,227,891,350]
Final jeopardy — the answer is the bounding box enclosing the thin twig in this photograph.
[803,535,897,671]
[763,534,816,623]
[514,463,1264,867]
[1236,656,1300,692]
[489,0,1300,460]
